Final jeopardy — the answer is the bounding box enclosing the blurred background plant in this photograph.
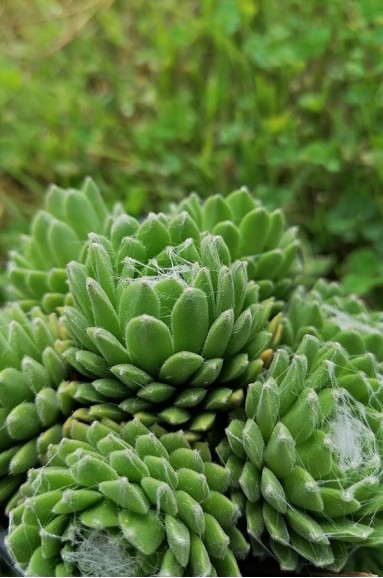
[1,0,383,302]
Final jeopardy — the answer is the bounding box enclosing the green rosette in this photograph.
[172,188,301,299]
[283,279,383,361]
[6,418,247,577]
[219,334,383,572]
[0,304,70,508]
[63,231,282,434]
[6,178,114,312]
[0,303,135,511]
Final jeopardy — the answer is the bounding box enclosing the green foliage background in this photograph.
[1,0,383,298]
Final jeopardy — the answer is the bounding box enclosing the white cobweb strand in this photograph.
[328,406,364,471]
[323,304,380,335]
[122,242,200,286]
[327,392,380,475]
[62,529,139,577]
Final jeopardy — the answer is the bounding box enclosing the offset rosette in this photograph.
[0,305,69,506]
[63,233,281,433]
[219,335,383,572]
[7,178,112,312]
[7,418,247,577]
[173,188,301,299]
[283,280,383,361]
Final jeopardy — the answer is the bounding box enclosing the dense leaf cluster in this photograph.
[0,182,382,576]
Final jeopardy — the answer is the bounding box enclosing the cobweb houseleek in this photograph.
[7,179,113,313]
[0,304,68,507]
[172,188,301,300]
[7,419,246,577]
[219,335,383,571]
[63,231,282,434]
[283,280,383,361]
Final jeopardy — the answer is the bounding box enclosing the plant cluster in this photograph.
[0,181,382,577]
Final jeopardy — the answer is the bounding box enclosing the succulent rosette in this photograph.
[172,188,301,299]
[6,418,248,577]
[218,334,383,572]
[7,178,113,312]
[4,178,382,578]
[0,304,69,507]
[63,230,281,433]
[283,280,383,361]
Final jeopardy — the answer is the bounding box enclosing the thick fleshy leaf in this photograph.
[189,358,223,387]
[159,351,204,385]
[80,499,119,528]
[165,514,191,567]
[270,540,298,572]
[289,530,334,568]
[141,477,177,515]
[53,489,103,514]
[242,419,265,469]
[239,460,261,502]
[118,280,160,331]
[6,403,41,440]
[286,508,329,544]
[100,479,150,513]
[110,449,149,482]
[87,327,129,366]
[239,207,270,255]
[159,407,191,426]
[202,491,240,529]
[189,533,211,578]
[86,242,115,304]
[176,490,205,535]
[202,310,234,359]
[136,214,171,259]
[262,502,289,545]
[172,288,209,354]
[112,364,152,392]
[48,218,80,268]
[6,524,40,565]
[87,278,121,339]
[126,316,173,376]
[138,382,176,403]
[143,456,178,490]
[264,422,296,478]
[261,467,287,514]
[256,378,280,441]
[283,467,323,513]
[119,510,165,555]
[71,455,119,486]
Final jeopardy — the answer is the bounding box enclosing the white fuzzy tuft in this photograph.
[63,529,139,577]
[327,399,379,474]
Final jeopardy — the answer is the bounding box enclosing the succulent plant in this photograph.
[283,280,383,361]
[6,418,248,577]
[218,334,383,572]
[0,304,69,507]
[0,302,141,514]
[172,188,301,299]
[7,178,112,312]
[62,229,282,434]
[3,179,383,577]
